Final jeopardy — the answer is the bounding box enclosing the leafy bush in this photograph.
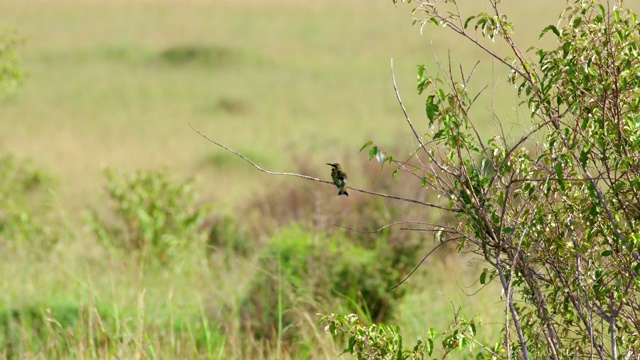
[0,154,62,255]
[0,27,23,97]
[323,0,640,357]
[87,169,210,264]
[239,224,418,345]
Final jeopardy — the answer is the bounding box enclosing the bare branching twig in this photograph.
[189,123,458,212]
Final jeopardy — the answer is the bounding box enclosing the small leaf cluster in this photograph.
[322,313,432,359]
[321,312,500,359]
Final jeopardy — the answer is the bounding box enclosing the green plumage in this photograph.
[326,163,348,196]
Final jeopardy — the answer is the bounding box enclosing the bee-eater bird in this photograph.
[326,163,349,196]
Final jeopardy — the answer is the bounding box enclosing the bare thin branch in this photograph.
[388,238,457,291]
[391,58,426,154]
[189,123,459,212]
[335,220,438,234]
[189,123,324,182]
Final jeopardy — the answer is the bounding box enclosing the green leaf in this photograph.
[601,250,613,257]
[417,64,425,79]
[579,148,590,167]
[480,270,487,284]
[572,17,582,28]
[421,177,427,187]
[554,162,564,192]
[427,338,434,356]
[369,145,378,161]
[360,141,374,152]
[344,336,356,354]
[417,64,429,94]
[426,95,438,122]
[464,15,476,29]
[539,25,560,39]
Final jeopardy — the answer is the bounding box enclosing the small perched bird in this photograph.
[326,163,349,196]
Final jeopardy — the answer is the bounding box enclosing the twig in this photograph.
[335,221,434,234]
[388,238,456,291]
[189,124,325,182]
[391,58,427,155]
[189,123,460,212]
[390,58,456,178]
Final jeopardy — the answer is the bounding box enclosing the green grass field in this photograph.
[0,0,586,358]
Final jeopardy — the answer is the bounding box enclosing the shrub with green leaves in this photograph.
[87,169,210,264]
[239,224,415,346]
[321,312,502,360]
[331,0,640,358]
[0,154,61,255]
[0,27,23,97]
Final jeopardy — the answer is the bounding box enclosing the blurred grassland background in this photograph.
[0,0,567,211]
[0,0,592,358]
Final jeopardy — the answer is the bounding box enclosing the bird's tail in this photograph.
[338,188,349,197]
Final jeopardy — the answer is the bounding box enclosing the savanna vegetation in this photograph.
[1,0,639,359]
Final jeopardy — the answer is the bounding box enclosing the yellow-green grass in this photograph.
[0,0,615,358]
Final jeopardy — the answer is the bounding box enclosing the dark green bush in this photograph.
[239,223,419,344]
[87,169,210,264]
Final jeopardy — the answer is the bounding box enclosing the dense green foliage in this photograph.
[327,0,640,358]
[241,224,413,341]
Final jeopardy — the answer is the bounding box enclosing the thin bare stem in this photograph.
[388,238,457,291]
[189,123,459,212]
